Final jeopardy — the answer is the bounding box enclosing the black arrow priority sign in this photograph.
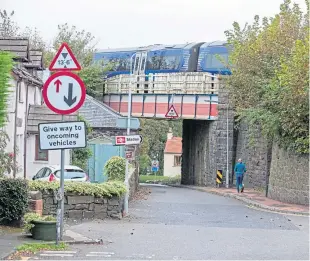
[64,83,77,107]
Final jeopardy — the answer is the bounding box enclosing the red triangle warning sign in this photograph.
[49,43,81,71]
[165,105,179,118]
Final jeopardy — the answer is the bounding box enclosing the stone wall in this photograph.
[42,193,124,219]
[128,166,139,199]
[234,121,272,188]
[213,88,236,186]
[268,144,309,205]
[181,86,236,186]
[181,120,211,185]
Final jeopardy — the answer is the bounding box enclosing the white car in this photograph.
[32,165,89,182]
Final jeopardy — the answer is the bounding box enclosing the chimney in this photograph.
[167,128,173,140]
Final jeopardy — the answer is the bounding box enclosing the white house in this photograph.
[0,37,74,179]
[163,129,182,177]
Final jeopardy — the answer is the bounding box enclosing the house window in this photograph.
[35,135,48,161]
[174,155,181,166]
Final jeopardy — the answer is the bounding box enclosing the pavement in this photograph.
[0,228,31,260]
[0,226,85,260]
[171,185,310,216]
[27,184,309,260]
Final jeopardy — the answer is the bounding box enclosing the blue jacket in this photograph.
[234,162,246,177]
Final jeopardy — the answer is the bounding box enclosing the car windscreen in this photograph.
[55,169,86,179]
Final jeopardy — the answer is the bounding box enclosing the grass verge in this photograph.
[7,242,68,260]
[139,175,181,185]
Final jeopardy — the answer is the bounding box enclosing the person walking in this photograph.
[234,159,246,193]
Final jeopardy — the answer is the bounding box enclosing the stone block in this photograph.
[68,210,83,219]
[88,203,94,211]
[83,211,94,219]
[64,204,74,211]
[94,197,108,204]
[67,196,94,205]
[94,212,108,219]
[74,204,89,210]
[29,191,42,200]
[42,193,53,199]
[94,204,108,212]
[108,198,120,206]
[44,196,54,206]
[110,213,122,220]
[107,211,122,219]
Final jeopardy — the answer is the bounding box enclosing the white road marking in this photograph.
[86,254,112,257]
[42,251,77,254]
[86,252,115,257]
[40,253,74,257]
[89,252,115,254]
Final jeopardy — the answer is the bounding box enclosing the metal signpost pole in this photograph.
[226,102,229,188]
[44,42,85,245]
[124,86,132,216]
[60,115,65,240]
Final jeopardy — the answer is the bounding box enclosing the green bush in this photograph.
[0,178,29,225]
[104,156,126,181]
[23,213,56,233]
[28,180,126,198]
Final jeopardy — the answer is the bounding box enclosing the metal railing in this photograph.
[104,72,220,94]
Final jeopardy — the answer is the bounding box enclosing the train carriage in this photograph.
[93,41,231,78]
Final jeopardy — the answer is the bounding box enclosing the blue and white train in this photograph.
[93,41,231,78]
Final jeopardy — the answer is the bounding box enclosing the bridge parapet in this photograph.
[104,72,219,94]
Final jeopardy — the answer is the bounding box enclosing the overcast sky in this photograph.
[2,0,307,49]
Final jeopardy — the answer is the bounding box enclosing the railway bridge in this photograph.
[100,72,235,186]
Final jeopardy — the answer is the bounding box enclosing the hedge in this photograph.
[0,178,29,225]
[28,180,126,197]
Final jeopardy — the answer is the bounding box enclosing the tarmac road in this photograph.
[31,185,309,260]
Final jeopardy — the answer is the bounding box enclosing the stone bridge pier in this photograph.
[181,88,236,186]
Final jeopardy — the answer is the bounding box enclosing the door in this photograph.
[133,51,147,75]
[87,143,125,183]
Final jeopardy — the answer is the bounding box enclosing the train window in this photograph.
[101,56,131,71]
[206,53,228,69]
[146,55,181,70]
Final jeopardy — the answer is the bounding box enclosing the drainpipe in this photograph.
[23,83,29,179]
[13,80,21,178]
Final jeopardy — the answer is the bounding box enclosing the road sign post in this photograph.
[151,160,159,177]
[123,86,132,216]
[43,43,84,245]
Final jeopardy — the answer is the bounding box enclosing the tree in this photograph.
[0,52,13,127]
[223,0,309,153]
[45,24,107,97]
[0,10,19,37]
[21,27,46,50]
[139,119,169,175]
[0,131,15,177]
